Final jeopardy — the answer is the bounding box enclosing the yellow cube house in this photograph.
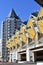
[38,20,43,26]
[6,41,12,49]
[20,33,27,43]
[37,7,43,34]
[26,28,35,39]
[15,38,21,45]
[15,32,19,37]
[27,19,33,27]
[20,25,26,33]
[38,8,43,17]
[38,20,43,34]
[9,37,16,47]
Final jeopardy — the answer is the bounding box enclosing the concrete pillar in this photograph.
[34,31,38,47]
[16,44,18,60]
[20,38,22,49]
[17,53,21,61]
[26,48,30,61]
[16,51,18,60]
[34,21,39,46]
[9,52,11,62]
[20,42,22,49]
[32,52,34,62]
[26,35,30,61]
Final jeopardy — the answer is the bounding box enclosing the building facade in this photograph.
[6,7,43,62]
[2,9,22,61]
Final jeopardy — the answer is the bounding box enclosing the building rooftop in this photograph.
[8,8,20,19]
[35,0,43,7]
[23,21,27,25]
[32,11,39,17]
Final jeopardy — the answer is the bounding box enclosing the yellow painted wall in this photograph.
[27,19,33,27]
[20,34,27,43]
[38,8,43,17]
[26,28,35,39]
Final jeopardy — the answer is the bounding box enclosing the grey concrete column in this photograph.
[34,21,39,46]
[35,30,38,46]
[17,53,21,61]
[32,20,38,46]
[26,48,30,61]
[20,38,22,49]
[32,52,34,62]
[26,34,30,61]
[16,51,18,60]
[16,44,18,60]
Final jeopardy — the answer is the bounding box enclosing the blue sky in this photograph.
[0,0,41,38]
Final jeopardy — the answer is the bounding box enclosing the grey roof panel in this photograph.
[32,11,39,17]
[8,8,19,19]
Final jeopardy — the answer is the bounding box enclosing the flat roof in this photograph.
[35,0,43,7]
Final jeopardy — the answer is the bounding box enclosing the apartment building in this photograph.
[2,9,22,61]
[6,7,43,62]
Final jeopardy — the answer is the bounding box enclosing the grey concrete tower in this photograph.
[2,9,21,61]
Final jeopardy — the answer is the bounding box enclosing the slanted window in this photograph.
[17,44,20,48]
[28,38,32,43]
[33,22,37,27]
[22,41,25,46]
[38,32,43,40]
